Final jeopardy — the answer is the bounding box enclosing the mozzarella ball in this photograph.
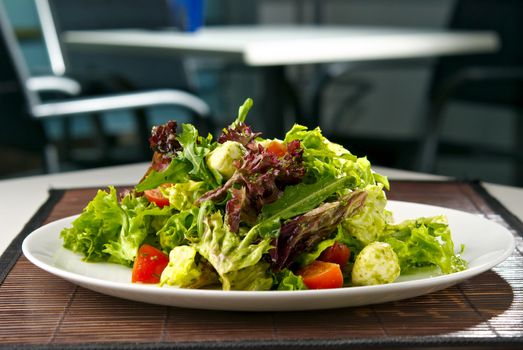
[351,242,400,286]
[206,140,245,179]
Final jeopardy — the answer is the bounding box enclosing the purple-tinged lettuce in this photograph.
[270,190,367,271]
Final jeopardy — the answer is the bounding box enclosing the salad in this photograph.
[60,98,467,291]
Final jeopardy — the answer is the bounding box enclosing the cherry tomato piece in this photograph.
[297,261,344,289]
[319,242,351,267]
[144,188,170,208]
[132,244,169,284]
[266,141,287,158]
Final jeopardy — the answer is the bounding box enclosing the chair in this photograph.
[306,63,373,129]
[44,0,192,92]
[0,1,212,174]
[38,0,213,166]
[416,0,523,185]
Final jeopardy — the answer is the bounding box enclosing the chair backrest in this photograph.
[0,2,46,150]
[43,0,192,92]
[429,0,523,106]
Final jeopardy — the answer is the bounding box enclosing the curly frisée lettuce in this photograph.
[59,97,467,291]
[274,269,307,290]
[379,216,467,274]
[283,125,389,191]
[156,208,198,251]
[60,187,171,265]
[159,181,206,211]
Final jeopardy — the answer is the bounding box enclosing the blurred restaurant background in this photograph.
[0,0,521,186]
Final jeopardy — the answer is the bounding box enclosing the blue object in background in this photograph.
[169,0,204,32]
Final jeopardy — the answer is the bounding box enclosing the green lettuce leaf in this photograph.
[160,245,219,288]
[60,187,171,266]
[284,124,388,190]
[259,176,349,223]
[274,269,308,290]
[196,202,272,277]
[135,123,217,192]
[242,176,351,243]
[61,187,124,262]
[221,261,273,291]
[160,181,206,211]
[230,97,254,128]
[177,124,218,187]
[135,158,191,192]
[379,216,467,274]
[156,208,199,251]
[243,176,363,254]
[342,184,392,250]
[103,192,172,265]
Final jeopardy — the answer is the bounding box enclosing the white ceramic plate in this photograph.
[22,201,515,311]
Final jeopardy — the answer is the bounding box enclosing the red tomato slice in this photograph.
[266,141,287,158]
[297,261,343,289]
[319,242,351,267]
[144,188,170,208]
[132,244,169,284]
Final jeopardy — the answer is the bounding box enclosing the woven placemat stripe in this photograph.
[0,189,64,285]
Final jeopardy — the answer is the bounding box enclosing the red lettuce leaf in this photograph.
[269,190,367,271]
[148,120,181,155]
[198,140,306,232]
[225,187,258,233]
[218,122,261,147]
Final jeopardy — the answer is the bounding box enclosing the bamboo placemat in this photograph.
[0,181,522,349]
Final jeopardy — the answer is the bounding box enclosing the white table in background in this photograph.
[64,25,499,136]
[64,26,498,66]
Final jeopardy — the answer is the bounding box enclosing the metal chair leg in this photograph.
[132,107,151,159]
[308,65,373,131]
[308,66,330,129]
[91,112,111,160]
[42,143,60,173]
[416,101,447,173]
[60,117,71,162]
